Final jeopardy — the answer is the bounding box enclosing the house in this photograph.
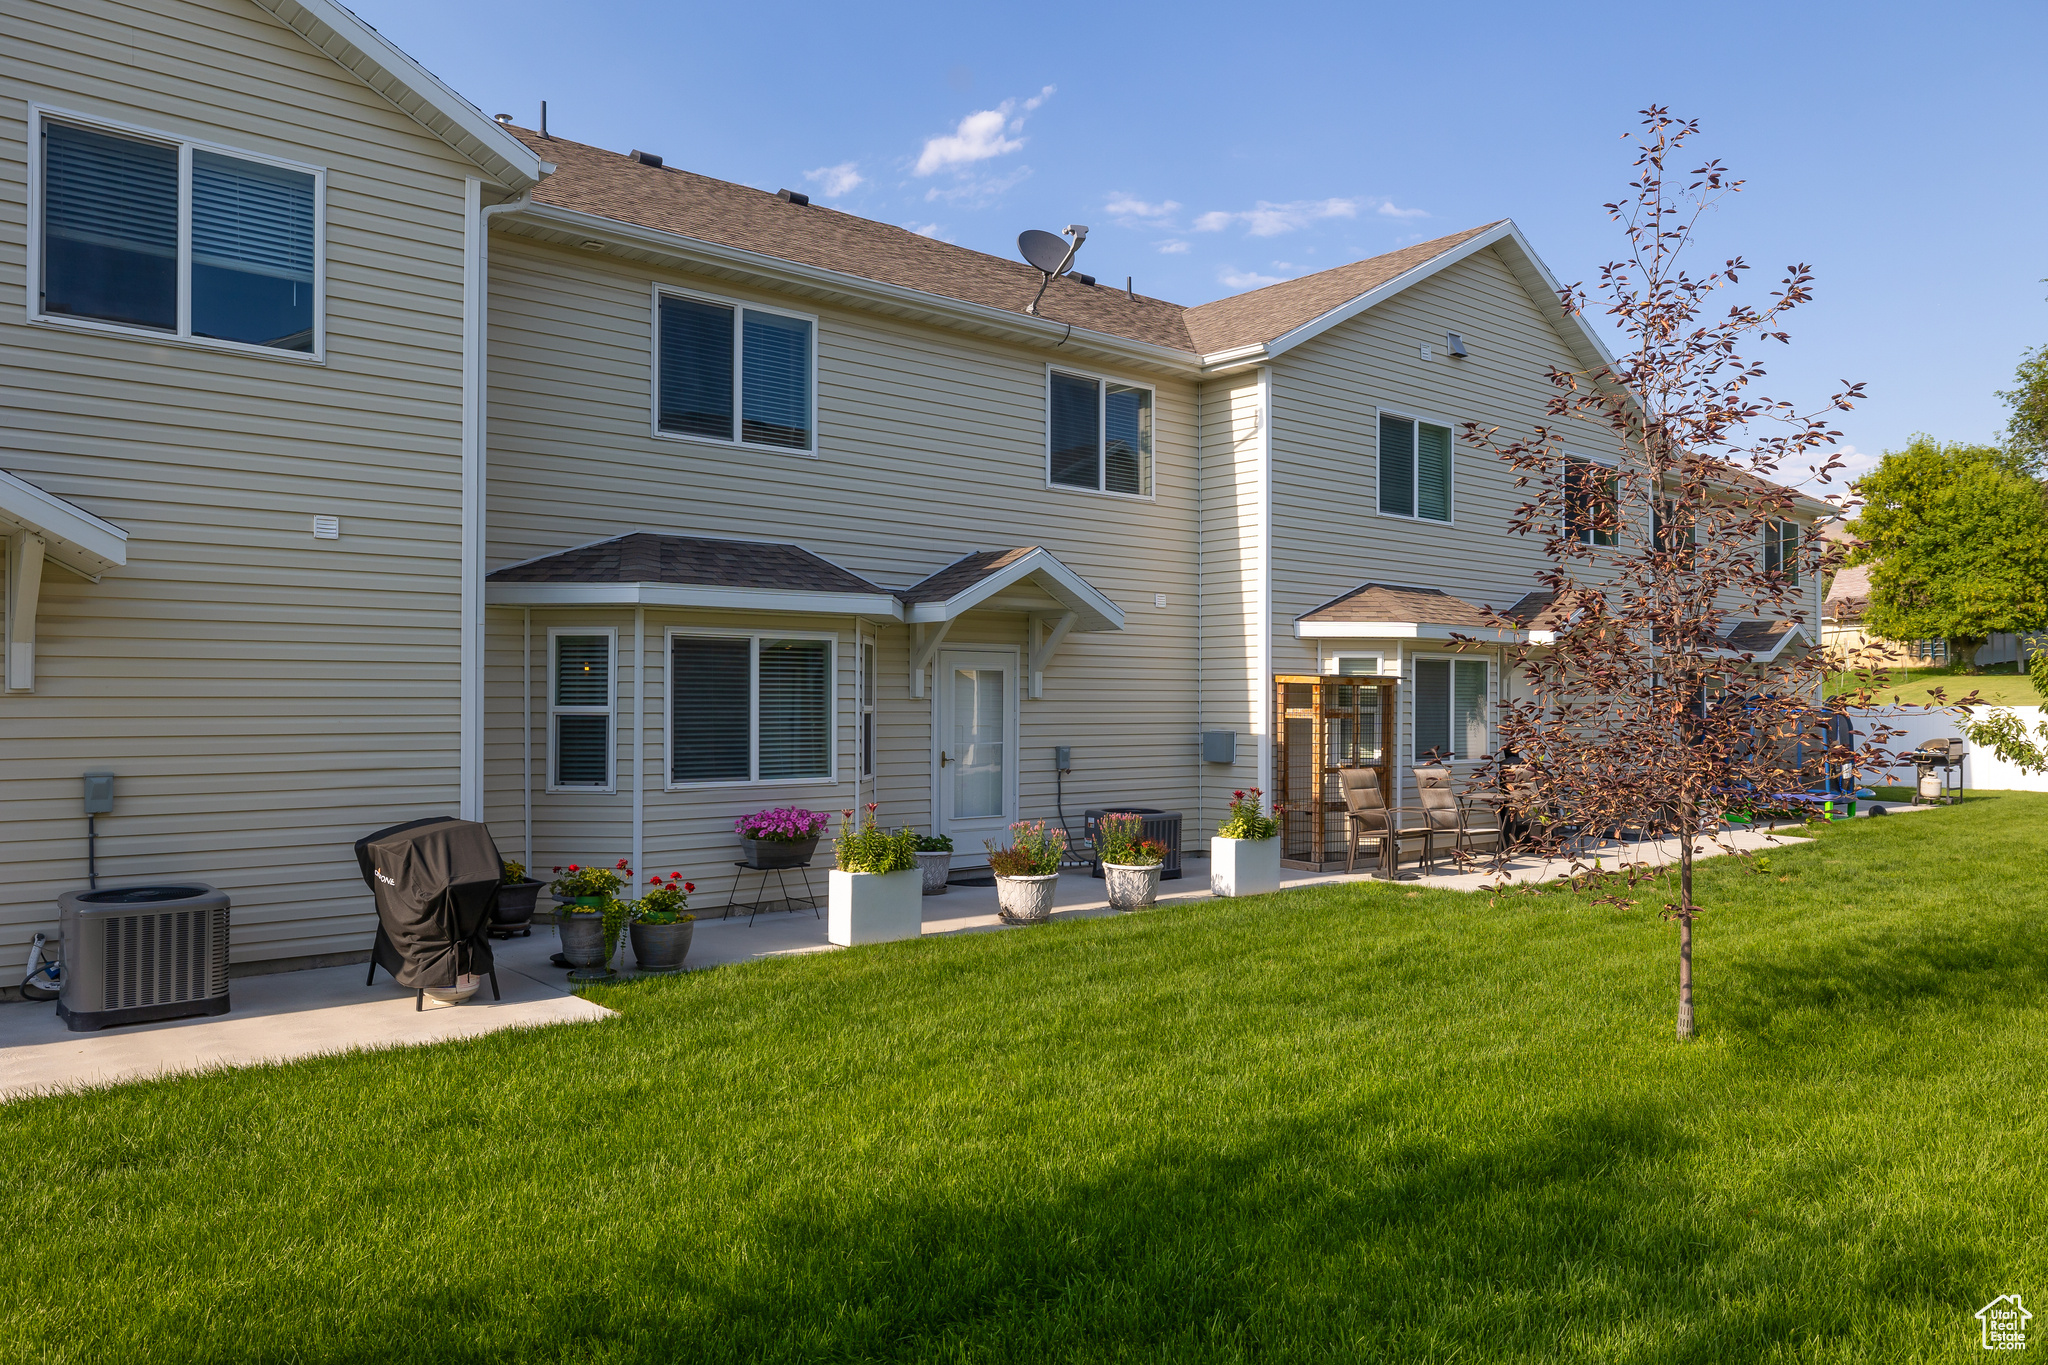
[0,0,1834,991]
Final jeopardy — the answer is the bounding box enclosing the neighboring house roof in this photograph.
[1823,562,1872,621]
[897,546,1123,633]
[483,532,901,617]
[249,0,543,190]
[1295,583,1521,641]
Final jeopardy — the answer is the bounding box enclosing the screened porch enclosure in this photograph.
[1273,673,1399,870]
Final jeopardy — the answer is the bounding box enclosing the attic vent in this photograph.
[1446,332,1469,357]
[630,150,664,167]
[776,189,810,206]
[1069,272,1097,286]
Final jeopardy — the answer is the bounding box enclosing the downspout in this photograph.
[1255,366,1274,803]
[459,186,532,823]
[632,605,645,883]
[522,607,532,864]
[1194,382,1204,835]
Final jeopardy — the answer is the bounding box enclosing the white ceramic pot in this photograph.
[828,867,923,946]
[1210,836,1281,898]
[1102,862,1162,910]
[994,872,1059,924]
[915,849,953,895]
[422,973,481,1004]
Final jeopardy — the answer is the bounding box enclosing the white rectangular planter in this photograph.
[1210,836,1281,898]
[828,867,923,946]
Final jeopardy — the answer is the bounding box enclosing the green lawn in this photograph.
[6,797,2046,1363]
[1826,661,2043,707]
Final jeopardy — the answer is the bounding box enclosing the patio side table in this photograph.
[724,861,822,926]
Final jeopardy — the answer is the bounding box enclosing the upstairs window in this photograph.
[670,632,833,785]
[1653,497,1696,566]
[1378,412,1452,522]
[1563,458,1618,546]
[1049,369,1153,497]
[657,292,815,451]
[38,116,322,354]
[1763,519,1800,585]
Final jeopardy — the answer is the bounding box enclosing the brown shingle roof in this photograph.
[1298,583,1494,627]
[487,533,886,594]
[896,547,1039,604]
[1722,619,1802,654]
[1823,563,1871,622]
[1182,223,1505,353]
[509,127,1504,357]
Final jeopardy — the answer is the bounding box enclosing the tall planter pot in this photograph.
[1102,862,1162,911]
[995,872,1059,924]
[828,867,922,946]
[915,849,953,895]
[556,910,614,981]
[1210,837,1281,898]
[742,835,819,869]
[492,879,543,933]
[630,919,694,973]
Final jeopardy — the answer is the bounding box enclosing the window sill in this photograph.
[1045,480,1157,504]
[1376,509,1454,526]
[29,312,326,364]
[651,428,818,459]
[546,784,618,796]
[663,775,838,792]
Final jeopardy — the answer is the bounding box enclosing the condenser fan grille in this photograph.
[101,908,229,1008]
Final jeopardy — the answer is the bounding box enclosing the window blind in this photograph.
[759,639,830,779]
[740,311,812,448]
[671,636,750,781]
[1453,660,1488,760]
[1417,422,1451,522]
[42,122,178,331]
[1379,414,1415,517]
[554,635,610,707]
[191,150,315,350]
[658,296,735,439]
[1049,371,1100,489]
[1104,383,1151,495]
[555,716,611,787]
[1414,659,1449,760]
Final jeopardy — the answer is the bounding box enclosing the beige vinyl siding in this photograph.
[482,236,1203,880]
[1196,373,1266,837]
[0,0,482,976]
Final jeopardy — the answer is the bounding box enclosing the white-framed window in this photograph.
[1763,519,1800,585]
[1047,365,1154,498]
[1563,457,1618,546]
[1376,409,1453,522]
[549,628,617,792]
[652,286,817,453]
[28,106,325,359]
[1329,652,1384,676]
[1414,656,1490,762]
[1653,496,1696,565]
[668,629,836,786]
[859,637,876,779]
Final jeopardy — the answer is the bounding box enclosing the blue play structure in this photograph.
[1726,705,1873,824]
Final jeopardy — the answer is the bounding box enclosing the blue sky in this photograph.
[357,0,2046,493]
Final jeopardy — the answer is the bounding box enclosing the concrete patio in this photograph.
[0,814,1918,1103]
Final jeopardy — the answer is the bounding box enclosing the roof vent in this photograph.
[1069,272,1097,286]
[630,150,664,168]
[493,113,513,126]
[776,189,810,206]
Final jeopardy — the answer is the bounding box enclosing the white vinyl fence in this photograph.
[1849,705,2048,793]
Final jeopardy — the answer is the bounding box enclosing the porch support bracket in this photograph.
[1026,611,1077,700]
[910,619,956,698]
[5,533,45,692]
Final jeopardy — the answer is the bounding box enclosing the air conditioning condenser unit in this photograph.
[57,884,230,1031]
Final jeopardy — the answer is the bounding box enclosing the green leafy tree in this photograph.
[1846,437,2048,671]
[2003,343,2048,463]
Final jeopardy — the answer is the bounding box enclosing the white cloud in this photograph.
[804,161,864,197]
[1194,198,1361,237]
[904,221,951,241]
[914,86,1054,176]
[1787,443,1882,498]
[1219,266,1286,289]
[1155,239,1191,254]
[1376,200,1429,219]
[1106,194,1181,227]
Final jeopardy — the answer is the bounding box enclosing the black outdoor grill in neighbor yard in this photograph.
[354,817,502,1010]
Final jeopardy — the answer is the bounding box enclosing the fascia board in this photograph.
[0,469,128,577]
[509,203,1200,375]
[1295,620,1522,644]
[485,582,904,618]
[902,550,1125,632]
[251,0,543,190]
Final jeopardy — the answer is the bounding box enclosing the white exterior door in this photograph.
[935,648,1018,858]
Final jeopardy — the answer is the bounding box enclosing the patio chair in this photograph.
[1415,766,1505,863]
[1339,768,1431,875]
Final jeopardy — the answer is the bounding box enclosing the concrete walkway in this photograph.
[0,809,1924,1103]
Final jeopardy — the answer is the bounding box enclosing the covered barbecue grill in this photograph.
[355,816,501,1009]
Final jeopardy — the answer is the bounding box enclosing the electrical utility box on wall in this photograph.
[1202,731,1238,764]
[83,771,115,813]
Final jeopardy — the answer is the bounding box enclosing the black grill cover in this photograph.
[354,817,499,990]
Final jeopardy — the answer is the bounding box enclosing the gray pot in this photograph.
[994,872,1058,924]
[1102,862,1162,911]
[915,849,953,895]
[557,911,607,968]
[629,919,693,973]
[493,879,542,925]
[742,834,819,869]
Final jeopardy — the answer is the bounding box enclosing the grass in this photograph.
[6,797,2047,1363]
[1825,661,2044,707]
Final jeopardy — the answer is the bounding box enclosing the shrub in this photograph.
[549,860,631,900]
[735,807,829,843]
[915,834,954,853]
[1217,788,1280,841]
[835,804,918,875]
[636,872,696,924]
[985,819,1066,877]
[1095,813,1165,867]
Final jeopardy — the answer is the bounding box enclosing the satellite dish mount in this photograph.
[1019,224,1089,316]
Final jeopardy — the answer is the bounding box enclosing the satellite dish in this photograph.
[1018,224,1090,315]
[1018,229,1071,274]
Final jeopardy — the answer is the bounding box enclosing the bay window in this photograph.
[550,630,616,791]
[670,631,833,785]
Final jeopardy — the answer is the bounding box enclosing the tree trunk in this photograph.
[1676,832,1696,1041]
[1950,636,1986,673]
